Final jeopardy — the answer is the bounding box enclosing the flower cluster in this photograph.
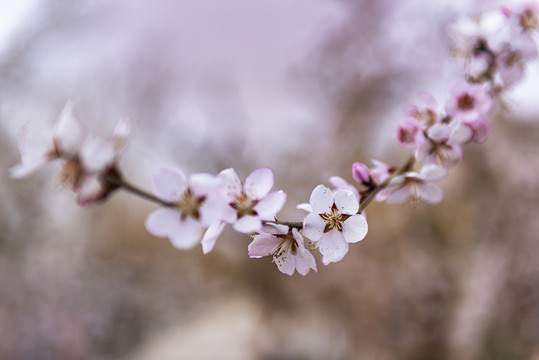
[8,3,539,276]
[10,102,129,205]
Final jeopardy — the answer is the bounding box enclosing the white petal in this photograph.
[427,123,451,142]
[342,214,368,243]
[201,222,226,254]
[218,168,242,200]
[76,175,104,206]
[329,176,360,200]
[386,184,412,204]
[309,185,333,214]
[151,168,186,202]
[261,223,289,235]
[244,167,274,200]
[294,247,317,275]
[417,184,444,203]
[199,194,232,226]
[318,230,349,263]
[302,212,326,241]
[233,215,262,234]
[80,137,115,172]
[276,252,296,276]
[112,117,130,151]
[419,164,448,182]
[334,190,359,215]
[296,203,312,213]
[145,207,181,237]
[9,157,49,179]
[253,190,286,220]
[189,173,220,197]
[169,217,204,249]
[53,101,86,155]
[248,234,281,258]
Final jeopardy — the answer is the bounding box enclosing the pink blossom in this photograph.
[248,224,317,276]
[145,168,225,249]
[379,165,448,204]
[352,162,371,186]
[303,185,368,263]
[396,117,425,148]
[218,168,286,234]
[416,123,466,168]
[402,92,439,129]
[445,81,492,122]
[329,176,360,201]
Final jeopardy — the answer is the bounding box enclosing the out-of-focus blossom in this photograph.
[379,165,448,204]
[218,168,286,234]
[352,162,371,186]
[445,81,492,122]
[329,175,360,201]
[416,122,466,168]
[303,185,368,263]
[248,224,316,276]
[396,117,425,148]
[9,102,85,179]
[145,168,224,249]
[402,92,439,129]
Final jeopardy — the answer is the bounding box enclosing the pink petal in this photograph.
[218,168,242,200]
[334,190,359,215]
[76,175,104,206]
[244,167,274,200]
[145,207,181,238]
[309,185,333,214]
[248,234,281,258]
[302,212,326,241]
[199,194,232,226]
[253,190,286,220]
[427,123,451,142]
[233,215,262,234]
[318,230,349,263]
[296,203,312,213]
[169,217,204,249]
[342,214,368,243]
[53,101,86,156]
[294,247,317,275]
[202,222,226,254]
[329,176,360,200]
[189,173,220,197]
[262,223,289,235]
[151,168,186,202]
[420,165,448,182]
[386,184,412,204]
[417,184,444,203]
[276,252,295,276]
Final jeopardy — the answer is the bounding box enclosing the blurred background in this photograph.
[1,0,539,359]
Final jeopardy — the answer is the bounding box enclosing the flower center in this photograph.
[177,189,206,219]
[273,234,297,266]
[231,192,258,218]
[319,204,350,233]
[457,94,475,110]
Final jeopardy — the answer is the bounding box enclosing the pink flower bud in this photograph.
[352,162,371,185]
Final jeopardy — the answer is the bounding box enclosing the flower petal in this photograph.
[318,230,349,263]
[112,117,130,152]
[189,173,220,197]
[248,234,281,258]
[53,101,86,155]
[276,251,295,276]
[294,247,317,275]
[9,157,49,179]
[80,137,115,172]
[342,214,368,243]
[151,168,186,202]
[233,215,262,234]
[244,167,274,200]
[145,207,181,238]
[296,203,312,213]
[334,190,359,215]
[302,212,326,241]
[218,168,242,200]
[253,190,286,220]
[420,165,448,182]
[417,183,444,203]
[169,217,204,249]
[201,222,226,254]
[309,185,333,214]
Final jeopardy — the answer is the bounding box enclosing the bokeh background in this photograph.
[1,0,539,359]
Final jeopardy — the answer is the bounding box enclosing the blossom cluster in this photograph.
[9,3,539,276]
